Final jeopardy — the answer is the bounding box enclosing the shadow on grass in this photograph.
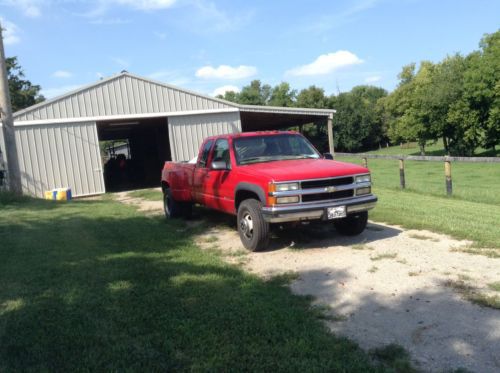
[0,197,382,371]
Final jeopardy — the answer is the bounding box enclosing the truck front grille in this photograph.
[301,176,353,189]
[301,189,354,202]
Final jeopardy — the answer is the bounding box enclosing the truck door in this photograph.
[193,139,214,204]
[204,138,234,213]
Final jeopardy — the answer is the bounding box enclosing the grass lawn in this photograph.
[366,140,500,157]
[335,156,500,251]
[0,194,384,371]
[128,188,163,201]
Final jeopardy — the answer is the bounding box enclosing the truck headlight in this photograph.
[355,174,371,184]
[275,182,299,192]
[276,196,299,204]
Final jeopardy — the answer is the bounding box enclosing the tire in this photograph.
[163,188,182,219]
[182,202,193,219]
[237,199,270,251]
[334,211,368,236]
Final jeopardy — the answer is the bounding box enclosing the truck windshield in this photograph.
[233,134,320,165]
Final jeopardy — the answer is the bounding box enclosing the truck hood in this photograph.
[238,159,369,181]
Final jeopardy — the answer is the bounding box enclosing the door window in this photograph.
[212,139,230,168]
[197,140,214,168]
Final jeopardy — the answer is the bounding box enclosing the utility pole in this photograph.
[0,22,22,194]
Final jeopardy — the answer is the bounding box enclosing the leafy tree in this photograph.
[268,82,296,107]
[295,86,328,108]
[238,80,271,105]
[332,85,387,152]
[216,90,239,103]
[6,57,44,112]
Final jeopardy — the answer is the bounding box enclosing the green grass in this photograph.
[366,140,500,157]
[369,344,417,373]
[488,282,500,292]
[369,188,500,251]
[444,280,500,310]
[0,194,384,372]
[127,188,163,201]
[338,156,500,206]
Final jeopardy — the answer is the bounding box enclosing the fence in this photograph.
[335,153,500,196]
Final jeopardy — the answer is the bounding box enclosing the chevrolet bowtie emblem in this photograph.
[326,186,336,192]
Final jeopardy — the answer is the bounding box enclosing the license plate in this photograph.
[327,206,346,219]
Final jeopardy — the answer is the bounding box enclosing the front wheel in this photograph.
[237,199,270,251]
[333,211,368,236]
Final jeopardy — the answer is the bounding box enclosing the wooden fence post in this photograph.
[362,157,367,168]
[399,158,405,189]
[445,158,452,196]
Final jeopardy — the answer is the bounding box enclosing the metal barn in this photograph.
[0,72,334,197]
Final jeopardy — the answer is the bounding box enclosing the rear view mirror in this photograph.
[324,153,334,160]
[211,160,229,170]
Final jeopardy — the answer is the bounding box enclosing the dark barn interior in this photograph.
[97,117,170,191]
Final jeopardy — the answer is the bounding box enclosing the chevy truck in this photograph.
[161,131,377,251]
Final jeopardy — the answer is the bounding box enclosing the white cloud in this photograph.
[365,75,381,83]
[286,51,363,76]
[112,0,177,10]
[196,65,257,80]
[52,70,73,79]
[41,85,81,99]
[211,85,240,97]
[3,0,42,18]
[0,18,21,45]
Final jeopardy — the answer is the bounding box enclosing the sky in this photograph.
[0,0,499,100]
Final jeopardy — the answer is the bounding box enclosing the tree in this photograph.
[295,85,328,108]
[6,57,44,112]
[238,80,271,105]
[268,82,296,107]
[332,85,388,152]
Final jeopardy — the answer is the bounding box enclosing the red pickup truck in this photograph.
[161,131,377,251]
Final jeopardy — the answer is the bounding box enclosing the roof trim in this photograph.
[8,108,240,127]
[13,72,238,119]
[239,104,336,116]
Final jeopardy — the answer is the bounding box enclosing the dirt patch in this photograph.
[114,190,164,215]
[117,191,500,372]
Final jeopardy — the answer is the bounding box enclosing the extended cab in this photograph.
[161,131,377,251]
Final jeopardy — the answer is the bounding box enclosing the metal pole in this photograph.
[327,113,334,155]
[0,22,22,194]
[362,157,368,168]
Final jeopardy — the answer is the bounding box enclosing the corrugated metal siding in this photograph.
[168,112,241,162]
[13,121,105,197]
[14,74,234,122]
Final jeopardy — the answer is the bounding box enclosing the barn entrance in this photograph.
[97,117,171,192]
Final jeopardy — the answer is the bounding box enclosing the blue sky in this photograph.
[1,0,499,99]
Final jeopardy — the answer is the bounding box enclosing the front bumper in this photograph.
[261,194,377,223]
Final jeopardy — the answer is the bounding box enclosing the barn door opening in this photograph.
[97,116,171,192]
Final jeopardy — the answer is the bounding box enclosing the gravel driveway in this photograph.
[118,192,500,373]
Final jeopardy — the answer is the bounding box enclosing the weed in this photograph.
[488,282,500,292]
[351,243,373,251]
[268,271,300,286]
[204,235,219,243]
[368,266,379,273]
[408,233,439,242]
[444,280,500,310]
[408,271,420,277]
[370,252,397,261]
[369,343,417,372]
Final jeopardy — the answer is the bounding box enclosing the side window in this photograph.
[212,139,230,168]
[197,140,214,168]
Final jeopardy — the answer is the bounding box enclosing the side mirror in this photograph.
[323,153,334,160]
[211,160,229,170]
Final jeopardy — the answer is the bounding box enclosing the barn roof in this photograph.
[13,72,334,124]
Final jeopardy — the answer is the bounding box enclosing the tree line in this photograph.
[218,30,499,156]
[6,30,498,156]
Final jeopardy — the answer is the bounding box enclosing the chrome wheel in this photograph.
[240,212,254,239]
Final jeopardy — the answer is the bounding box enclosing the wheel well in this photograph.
[235,190,260,210]
[161,181,169,193]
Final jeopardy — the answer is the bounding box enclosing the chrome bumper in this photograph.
[261,195,377,223]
